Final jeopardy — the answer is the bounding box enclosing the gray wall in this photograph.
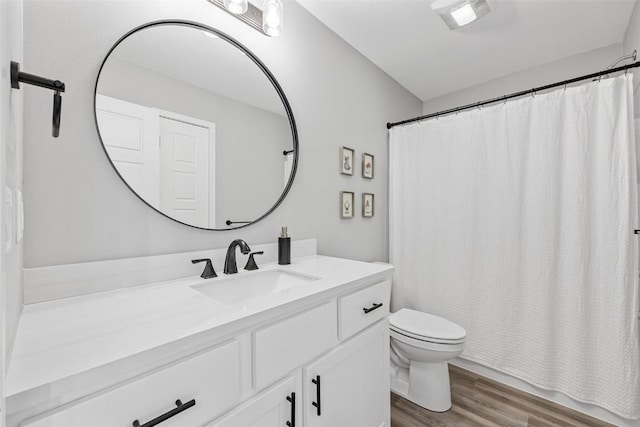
[98,58,291,228]
[23,0,422,268]
[422,44,624,115]
[0,0,23,412]
[624,0,640,119]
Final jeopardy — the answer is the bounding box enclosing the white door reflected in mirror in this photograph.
[97,96,216,229]
[159,115,213,228]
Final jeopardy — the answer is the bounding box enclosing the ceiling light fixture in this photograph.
[207,0,283,37]
[431,0,490,30]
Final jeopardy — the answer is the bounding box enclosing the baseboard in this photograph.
[450,357,640,427]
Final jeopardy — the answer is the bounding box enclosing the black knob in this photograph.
[192,258,217,279]
[244,251,264,271]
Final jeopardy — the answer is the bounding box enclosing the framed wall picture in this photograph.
[340,146,355,176]
[341,191,355,218]
[362,153,374,179]
[362,193,374,217]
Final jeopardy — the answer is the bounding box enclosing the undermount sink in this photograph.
[192,269,321,305]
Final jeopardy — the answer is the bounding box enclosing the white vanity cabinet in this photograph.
[212,278,390,427]
[210,320,389,427]
[13,260,393,427]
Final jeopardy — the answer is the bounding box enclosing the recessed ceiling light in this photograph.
[451,4,477,26]
[431,0,491,30]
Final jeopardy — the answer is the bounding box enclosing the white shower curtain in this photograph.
[389,75,640,419]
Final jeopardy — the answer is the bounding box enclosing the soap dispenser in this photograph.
[278,226,291,265]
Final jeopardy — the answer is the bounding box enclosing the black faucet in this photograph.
[224,239,252,274]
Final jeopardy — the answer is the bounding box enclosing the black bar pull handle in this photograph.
[311,375,321,416]
[363,303,383,314]
[132,399,195,427]
[286,392,296,427]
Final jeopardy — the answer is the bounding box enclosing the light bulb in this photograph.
[451,3,477,26]
[265,10,281,27]
[223,0,248,15]
[262,0,283,37]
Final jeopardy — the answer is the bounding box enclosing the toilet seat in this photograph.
[390,309,466,345]
[390,326,466,345]
[390,328,466,353]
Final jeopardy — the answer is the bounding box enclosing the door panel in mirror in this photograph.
[159,116,212,228]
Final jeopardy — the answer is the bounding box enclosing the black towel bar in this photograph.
[10,61,65,138]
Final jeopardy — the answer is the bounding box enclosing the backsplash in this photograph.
[23,239,317,304]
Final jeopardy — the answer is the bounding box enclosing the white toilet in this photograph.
[389,308,466,412]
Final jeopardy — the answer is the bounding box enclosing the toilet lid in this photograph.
[390,309,466,342]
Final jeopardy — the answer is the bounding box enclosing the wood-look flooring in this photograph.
[390,365,614,427]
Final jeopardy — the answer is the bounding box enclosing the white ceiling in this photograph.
[296,0,637,101]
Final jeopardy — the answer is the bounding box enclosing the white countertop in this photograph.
[6,256,393,399]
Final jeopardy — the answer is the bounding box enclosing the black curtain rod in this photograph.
[386,61,640,130]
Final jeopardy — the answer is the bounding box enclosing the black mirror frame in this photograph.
[93,20,299,231]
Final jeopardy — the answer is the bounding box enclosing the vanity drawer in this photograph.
[339,280,391,340]
[254,301,337,390]
[22,340,242,427]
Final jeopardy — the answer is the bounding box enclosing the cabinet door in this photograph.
[304,320,389,427]
[209,376,298,427]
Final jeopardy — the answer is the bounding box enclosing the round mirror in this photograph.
[94,21,298,230]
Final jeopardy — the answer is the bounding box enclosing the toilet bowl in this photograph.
[389,308,466,412]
